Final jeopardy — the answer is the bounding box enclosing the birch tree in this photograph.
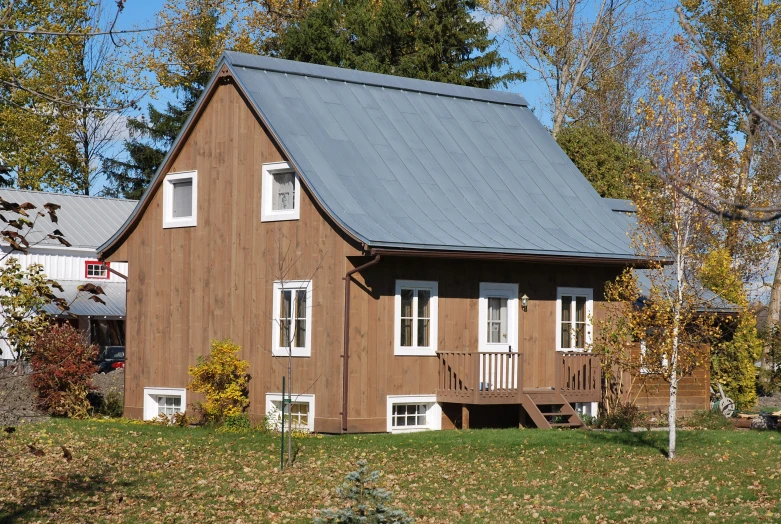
[633,68,724,459]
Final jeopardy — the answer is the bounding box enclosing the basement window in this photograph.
[143,387,186,420]
[266,393,315,432]
[163,171,197,228]
[261,162,300,222]
[386,395,441,433]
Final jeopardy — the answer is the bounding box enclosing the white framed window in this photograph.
[556,287,593,351]
[478,283,519,353]
[261,162,300,222]
[272,280,313,357]
[162,171,198,228]
[266,393,315,432]
[639,340,668,374]
[386,395,441,433]
[573,402,599,417]
[394,280,438,356]
[143,387,186,420]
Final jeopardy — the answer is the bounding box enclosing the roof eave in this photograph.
[98,54,369,260]
[97,56,234,259]
[368,245,665,268]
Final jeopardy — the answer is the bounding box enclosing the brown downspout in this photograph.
[342,254,381,432]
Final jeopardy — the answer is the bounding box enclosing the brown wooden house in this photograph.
[99,52,680,432]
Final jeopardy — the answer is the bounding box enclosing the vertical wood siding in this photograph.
[108,81,709,431]
[108,83,360,428]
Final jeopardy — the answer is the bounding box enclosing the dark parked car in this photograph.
[96,345,125,373]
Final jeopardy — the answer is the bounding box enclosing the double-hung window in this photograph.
[261,162,300,222]
[272,280,312,357]
[394,280,438,356]
[162,171,197,228]
[556,287,593,351]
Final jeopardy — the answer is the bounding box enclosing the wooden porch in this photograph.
[436,351,602,429]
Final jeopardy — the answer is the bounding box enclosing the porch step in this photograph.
[519,393,585,430]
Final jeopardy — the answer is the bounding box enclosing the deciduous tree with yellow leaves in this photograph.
[594,61,727,459]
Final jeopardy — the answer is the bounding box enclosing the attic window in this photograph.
[163,171,197,228]
[261,162,300,222]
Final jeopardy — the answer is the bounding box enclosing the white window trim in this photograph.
[555,287,594,352]
[394,280,438,356]
[261,161,301,222]
[266,393,315,433]
[573,402,599,417]
[478,282,519,353]
[386,395,441,433]
[272,280,313,357]
[143,387,186,420]
[162,170,198,229]
[639,340,668,375]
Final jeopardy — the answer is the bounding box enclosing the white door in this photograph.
[478,283,519,390]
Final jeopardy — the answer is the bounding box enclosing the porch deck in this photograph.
[436,351,601,405]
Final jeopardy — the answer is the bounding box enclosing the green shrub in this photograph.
[597,403,646,431]
[224,413,251,430]
[101,390,124,418]
[316,460,413,524]
[685,408,733,430]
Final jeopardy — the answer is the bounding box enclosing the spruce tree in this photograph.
[281,0,524,89]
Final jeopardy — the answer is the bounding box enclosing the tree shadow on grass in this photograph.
[0,470,138,522]
[583,430,670,457]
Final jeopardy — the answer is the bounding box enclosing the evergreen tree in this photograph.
[103,4,219,199]
[280,0,524,89]
[102,85,203,200]
[556,124,652,200]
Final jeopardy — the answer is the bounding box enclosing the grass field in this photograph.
[1,420,779,523]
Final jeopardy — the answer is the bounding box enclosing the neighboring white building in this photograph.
[0,189,136,361]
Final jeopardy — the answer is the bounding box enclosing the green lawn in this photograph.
[1,420,779,523]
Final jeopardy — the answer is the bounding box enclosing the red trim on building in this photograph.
[85,260,110,280]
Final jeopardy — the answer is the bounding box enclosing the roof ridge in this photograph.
[0,188,138,203]
[223,51,528,107]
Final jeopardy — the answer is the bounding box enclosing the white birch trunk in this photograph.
[668,366,678,459]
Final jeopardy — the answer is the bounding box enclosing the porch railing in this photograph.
[556,352,601,402]
[436,351,602,404]
[437,351,524,404]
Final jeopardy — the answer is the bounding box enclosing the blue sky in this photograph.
[113,0,552,125]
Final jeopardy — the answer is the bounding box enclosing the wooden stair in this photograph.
[520,391,584,429]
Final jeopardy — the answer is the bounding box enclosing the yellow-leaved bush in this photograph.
[187,339,250,422]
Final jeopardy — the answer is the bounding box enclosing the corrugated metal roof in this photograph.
[221,52,639,260]
[41,280,126,317]
[0,189,137,249]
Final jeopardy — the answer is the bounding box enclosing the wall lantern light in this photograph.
[521,294,529,312]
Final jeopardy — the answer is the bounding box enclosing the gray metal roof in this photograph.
[0,189,137,250]
[221,52,639,260]
[41,280,126,318]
